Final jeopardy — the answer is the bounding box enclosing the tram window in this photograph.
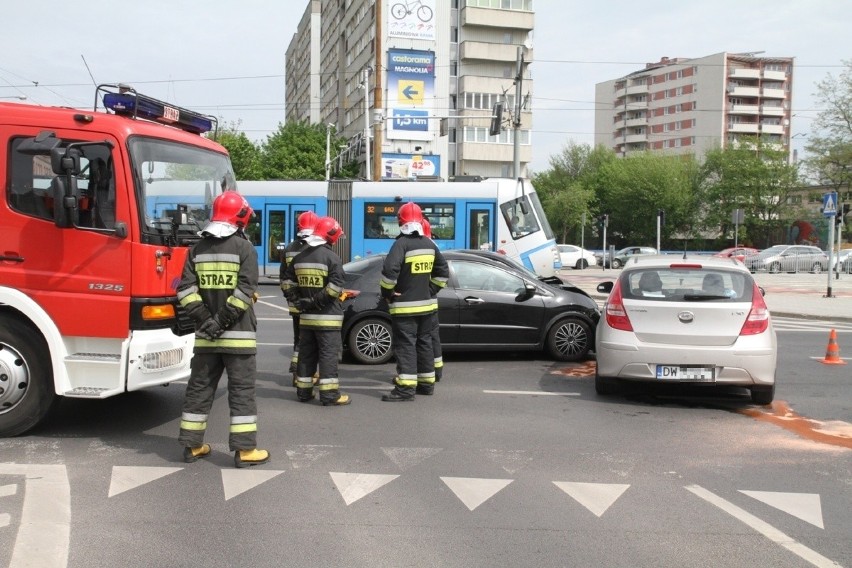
[501,197,540,239]
[363,202,455,240]
[245,210,262,246]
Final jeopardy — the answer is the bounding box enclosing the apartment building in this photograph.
[594,52,794,159]
[285,0,534,180]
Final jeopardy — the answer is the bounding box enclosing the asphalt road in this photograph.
[0,294,849,568]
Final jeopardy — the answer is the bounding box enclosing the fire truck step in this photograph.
[66,353,122,361]
[65,387,114,397]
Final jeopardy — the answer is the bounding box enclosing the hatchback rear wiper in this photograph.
[683,294,729,301]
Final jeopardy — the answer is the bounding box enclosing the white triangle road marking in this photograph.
[108,466,183,498]
[441,477,513,511]
[381,447,443,471]
[740,490,825,529]
[553,481,630,517]
[0,513,9,528]
[221,469,285,501]
[330,472,399,506]
[482,449,533,474]
[285,445,339,470]
[0,483,18,498]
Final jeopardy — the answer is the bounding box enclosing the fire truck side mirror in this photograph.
[49,177,76,228]
[51,147,82,176]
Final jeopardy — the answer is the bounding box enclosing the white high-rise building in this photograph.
[594,52,795,159]
[285,0,534,180]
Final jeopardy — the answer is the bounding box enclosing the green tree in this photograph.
[215,121,263,180]
[592,152,699,249]
[532,143,614,244]
[803,59,852,191]
[261,120,329,180]
[700,137,804,247]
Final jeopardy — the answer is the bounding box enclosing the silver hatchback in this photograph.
[594,256,777,404]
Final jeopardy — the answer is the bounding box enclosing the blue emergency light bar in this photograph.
[100,86,215,135]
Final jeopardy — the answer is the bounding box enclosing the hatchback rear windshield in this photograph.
[620,268,754,302]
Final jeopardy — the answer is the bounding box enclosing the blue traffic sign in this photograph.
[823,192,837,217]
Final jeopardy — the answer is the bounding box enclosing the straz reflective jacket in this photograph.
[380,234,449,317]
[280,236,310,314]
[177,233,259,354]
[282,243,345,331]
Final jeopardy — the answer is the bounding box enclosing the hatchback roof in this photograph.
[621,254,748,272]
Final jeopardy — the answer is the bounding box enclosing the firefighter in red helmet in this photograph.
[420,217,444,382]
[282,216,351,405]
[177,190,270,468]
[380,202,449,401]
[280,210,320,384]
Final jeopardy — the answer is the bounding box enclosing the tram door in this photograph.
[262,204,317,278]
[465,202,495,252]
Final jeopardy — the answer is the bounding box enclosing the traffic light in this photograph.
[658,209,665,226]
[489,101,504,137]
[598,213,609,228]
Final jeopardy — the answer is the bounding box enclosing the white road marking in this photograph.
[381,447,443,471]
[108,466,183,498]
[0,463,70,568]
[221,469,284,501]
[0,513,9,528]
[740,490,825,529]
[483,390,580,396]
[329,472,399,506]
[553,481,630,517]
[0,483,18,497]
[441,477,513,511]
[483,449,533,474]
[686,485,841,568]
[285,445,339,470]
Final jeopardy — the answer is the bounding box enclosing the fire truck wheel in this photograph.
[0,317,57,437]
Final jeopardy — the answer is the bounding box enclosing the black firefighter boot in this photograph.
[416,382,434,396]
[382,378,416,402]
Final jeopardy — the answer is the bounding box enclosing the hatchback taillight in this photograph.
[605,280,633,332]
[740,282,770,335]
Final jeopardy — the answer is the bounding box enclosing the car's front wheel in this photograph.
[347,317,394,364]
[611,259,623,269]
[811,262,823,274]
[546,317,592,362]
[575,259,588,269]
[750,384,775,406]
[768,262,781,274]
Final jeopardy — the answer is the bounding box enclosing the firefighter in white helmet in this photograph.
[177,190,270,468]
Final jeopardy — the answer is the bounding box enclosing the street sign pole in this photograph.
[823,192,838,297]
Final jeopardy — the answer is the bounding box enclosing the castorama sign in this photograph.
[386,49,434,141]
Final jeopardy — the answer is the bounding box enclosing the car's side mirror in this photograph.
[517,283,537,300]
[597,282,613,294]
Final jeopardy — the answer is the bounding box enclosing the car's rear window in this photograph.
[621,268,754,302]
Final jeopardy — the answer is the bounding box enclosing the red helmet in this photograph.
[314,216,345,245]
[421,217,432,238]
[398,201,422,225]
[297,210,319,233]
[211,191,253,228]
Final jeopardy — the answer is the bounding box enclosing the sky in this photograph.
[2,1,849,174]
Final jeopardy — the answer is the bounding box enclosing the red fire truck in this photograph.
[0,84,236,436]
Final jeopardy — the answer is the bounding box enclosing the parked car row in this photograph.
[742,245,828,274]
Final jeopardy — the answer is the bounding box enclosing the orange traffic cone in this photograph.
[820,329,847,365]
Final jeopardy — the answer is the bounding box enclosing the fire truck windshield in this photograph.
[129,137,235,243]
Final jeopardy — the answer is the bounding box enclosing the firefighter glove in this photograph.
[429,282,442,297]
[294,298,316,312]
[197,318,224,340]
[283,287,299,303]
[216,304,241,329]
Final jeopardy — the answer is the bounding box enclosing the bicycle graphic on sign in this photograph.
[391,0,433,22]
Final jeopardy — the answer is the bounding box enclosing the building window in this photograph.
[450,62,458,77]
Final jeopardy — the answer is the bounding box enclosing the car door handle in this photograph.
[0,254,24,263]
[464,296,485,304]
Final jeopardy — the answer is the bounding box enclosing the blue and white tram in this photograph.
[233,177,560,279]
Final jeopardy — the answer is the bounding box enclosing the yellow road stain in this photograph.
[550,361,597,377]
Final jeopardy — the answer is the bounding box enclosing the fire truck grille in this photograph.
[141,348,184,372]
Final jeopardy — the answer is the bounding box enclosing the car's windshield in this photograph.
[129,137,235,239]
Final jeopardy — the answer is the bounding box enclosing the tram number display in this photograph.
[366,205,398,215]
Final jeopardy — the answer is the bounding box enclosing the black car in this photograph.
[340,251,601,364]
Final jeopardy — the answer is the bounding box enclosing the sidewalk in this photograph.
[560,267,852,322]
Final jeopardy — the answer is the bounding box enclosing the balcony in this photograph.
[728,122,759,134]
[623,133,648,144]
[763,70,786,81]
[761,124,784,135]
[761,88,786,99]
[727,85,760,97]
[461,6,534,30]
[761,105,785,117]
[460,41,530,63]
[729,68,760,80]
[625,117,647,127]
[728,104,760,115]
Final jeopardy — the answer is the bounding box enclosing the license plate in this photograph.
[655,365,715,381]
